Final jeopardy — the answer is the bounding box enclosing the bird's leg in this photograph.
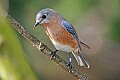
[67,52,72,73]
[50,50,59,60]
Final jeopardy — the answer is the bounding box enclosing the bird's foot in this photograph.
[50,50,58,60]
[66,57,72,73]
[66,62,72,73]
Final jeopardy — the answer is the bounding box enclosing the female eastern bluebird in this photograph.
[34,8,91,69]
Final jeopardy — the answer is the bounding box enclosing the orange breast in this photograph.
[42,20,78,49]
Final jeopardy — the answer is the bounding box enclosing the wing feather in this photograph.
[61,21,79,42]
[61,21,91,49]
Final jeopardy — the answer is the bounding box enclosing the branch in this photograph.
[1,11,91,80]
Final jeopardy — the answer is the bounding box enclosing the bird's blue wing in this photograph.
[61,21,79,41]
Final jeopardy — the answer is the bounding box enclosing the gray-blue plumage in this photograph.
[61,21,90,68]
[61,21,79,42]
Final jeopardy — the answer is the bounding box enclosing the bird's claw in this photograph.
[67,62,72,73]
[50,52,56,60]
[50,50,58,60]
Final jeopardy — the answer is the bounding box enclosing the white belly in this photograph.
[51,39,74,53]
[45,29,74,52]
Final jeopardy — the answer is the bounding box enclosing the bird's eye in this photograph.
[42,14,46,19]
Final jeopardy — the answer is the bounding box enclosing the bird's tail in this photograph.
[72,50,90,68]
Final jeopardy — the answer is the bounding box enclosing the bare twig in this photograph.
[1,11,91,80]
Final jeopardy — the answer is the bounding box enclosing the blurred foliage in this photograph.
[107,0,120,42]
[0,0,120,80]
[0,9,38,80]
[109,17,120,42]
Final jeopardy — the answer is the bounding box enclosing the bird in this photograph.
[34,8,91,69]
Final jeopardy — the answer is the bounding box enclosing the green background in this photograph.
[0,0,120,80]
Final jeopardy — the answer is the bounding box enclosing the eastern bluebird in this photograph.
[34,8,90,69]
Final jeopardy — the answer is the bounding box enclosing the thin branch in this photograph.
[1,11,91,80]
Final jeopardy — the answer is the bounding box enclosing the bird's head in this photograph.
[34,8,57,27]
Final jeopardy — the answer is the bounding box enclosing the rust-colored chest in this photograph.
[42,20,78,49]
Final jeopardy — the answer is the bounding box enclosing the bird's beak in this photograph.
[34,18,43,27]
[34,22,39,27]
